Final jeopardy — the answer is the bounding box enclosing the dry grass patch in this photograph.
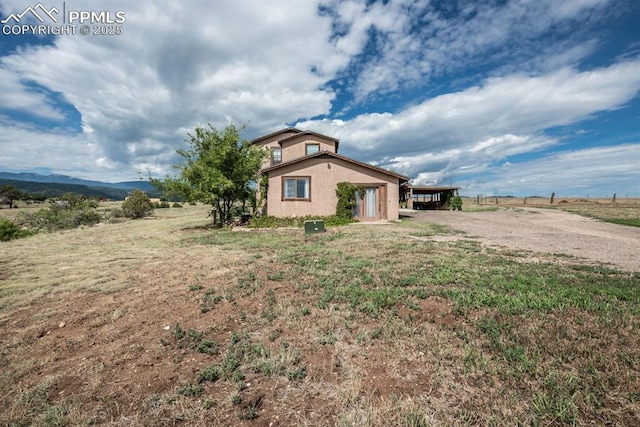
[468,196,640,226]
[1,204,638,425]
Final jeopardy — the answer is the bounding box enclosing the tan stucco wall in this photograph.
[280,135,337,162]
[254,132,337,169]
[253,131,299,170]
[266,157,400,220]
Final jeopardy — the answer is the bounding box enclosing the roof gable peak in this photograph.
[279,130,338,143]
[251,127,303,144]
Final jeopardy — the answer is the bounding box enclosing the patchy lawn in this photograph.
[1,204,638,426]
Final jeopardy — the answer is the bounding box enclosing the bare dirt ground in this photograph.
[2,205,639,425]
[1,211,458,426]
[406,207,640,271]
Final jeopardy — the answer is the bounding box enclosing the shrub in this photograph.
[323,215,356,226]
[109,208,125,218]
[18,193,101,232]
[122,190,154,218]
[197,365,221,383]
[335,182,364,219]
[0,219,33,241]
[152,201,170,209]
[448,194,463,211]
[177,384,204,397]
[248,215,354,228]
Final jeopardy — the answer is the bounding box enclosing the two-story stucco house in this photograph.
[252,128,408,221]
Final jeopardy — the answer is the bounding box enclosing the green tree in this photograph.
[153,124,267,225]
[0,185,23,208]
[55,192,98,210]
[121,189,154,218]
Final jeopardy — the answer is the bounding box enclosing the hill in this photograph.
[0,179,156,200]
[0,172,155,192]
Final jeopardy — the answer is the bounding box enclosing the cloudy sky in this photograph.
[0,0,639,196]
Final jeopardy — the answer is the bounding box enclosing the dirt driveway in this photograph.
[406,207,640,272]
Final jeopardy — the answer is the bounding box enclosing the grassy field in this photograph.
[1,203,639,425]
[464,196,640,226]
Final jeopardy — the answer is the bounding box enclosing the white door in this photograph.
[364,187,377,219]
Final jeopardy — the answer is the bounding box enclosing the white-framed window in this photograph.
[271,148,282,165]
[305,143,320,155]
[282,177,310,200]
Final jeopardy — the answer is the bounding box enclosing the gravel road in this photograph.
[406,207,640,272]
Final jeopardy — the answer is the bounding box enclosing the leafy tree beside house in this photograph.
[152,124,267,226]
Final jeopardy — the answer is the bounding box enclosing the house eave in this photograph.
[250,127,303,145]
[261,150,409,182]
[277,130,340,152]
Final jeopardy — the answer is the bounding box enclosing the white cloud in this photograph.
[298,59,640,189]
[0,0,637,198]
[0,118,111,180]
[320,0,614,102]
[0,0,349,178]
[0,68,65,120]
[462,144,640,197]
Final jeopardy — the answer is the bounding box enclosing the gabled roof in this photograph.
[250,127,303,145]
[250,128,340,151]
[261,150,409,182]
[278,130,340,151]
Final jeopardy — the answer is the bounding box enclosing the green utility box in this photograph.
[304,220,325,234]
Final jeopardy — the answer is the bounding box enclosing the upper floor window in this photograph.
[271,148,282,165]
[305,143,320,155]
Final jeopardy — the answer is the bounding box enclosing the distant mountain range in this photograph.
[0,172,159,200]
[0,172,155,190]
